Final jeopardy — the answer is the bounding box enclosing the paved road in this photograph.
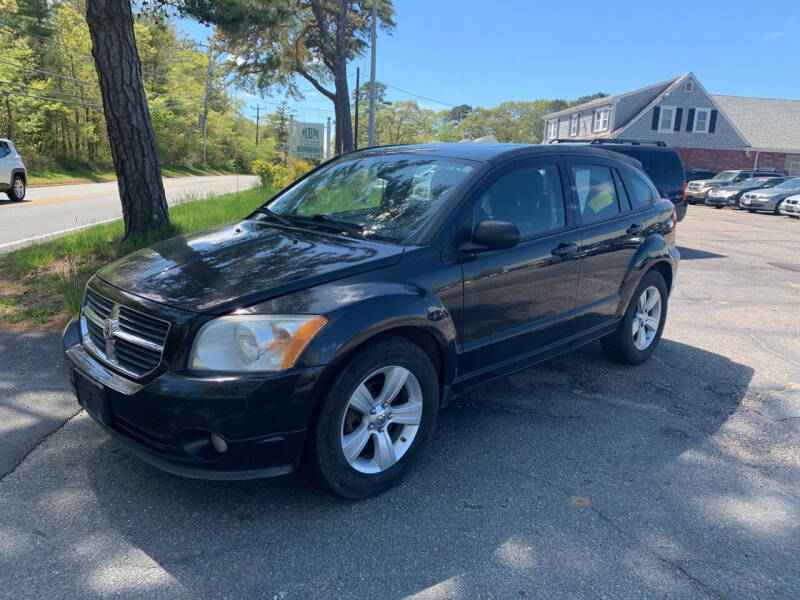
[1,207,799,599]
[0,175,259,253]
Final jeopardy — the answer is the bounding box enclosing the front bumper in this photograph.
[780,202,800,216]
[739,197,776,210]
[686,188,709,201]
[63,318,325,480]
[704,195,735,207]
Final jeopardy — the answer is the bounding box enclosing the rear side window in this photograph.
[571,164,620,224]
[649,152,682,182]
[473,163,566,238]
[622,173,655,209]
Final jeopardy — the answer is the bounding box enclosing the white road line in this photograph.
[0,217,120,251]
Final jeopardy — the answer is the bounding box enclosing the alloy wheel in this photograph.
[340,365,423,474]
[13,178,24,199]
[632,286,662,351]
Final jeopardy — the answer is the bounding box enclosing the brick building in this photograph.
[542,73,800,176]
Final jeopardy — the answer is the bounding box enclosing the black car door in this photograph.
[458,156,582,380]
[565,157,652,330]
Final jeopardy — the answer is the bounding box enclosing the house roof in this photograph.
[541,76,681,120]
[712,95,800,152]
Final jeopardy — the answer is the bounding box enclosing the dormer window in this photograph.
[593,107,610,132]
[546,119,559,140]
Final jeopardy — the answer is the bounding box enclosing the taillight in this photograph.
[671,205,678,230]
[682,180,687,203]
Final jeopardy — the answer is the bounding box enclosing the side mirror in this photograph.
[460,220,520,252]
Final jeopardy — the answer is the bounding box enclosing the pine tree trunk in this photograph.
[85,0,169,238]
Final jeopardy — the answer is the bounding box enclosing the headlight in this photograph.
[189,314,327,372]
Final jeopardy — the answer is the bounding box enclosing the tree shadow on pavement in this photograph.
[3,338,799,598]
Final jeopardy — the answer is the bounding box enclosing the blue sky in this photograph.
[177,0,800,121]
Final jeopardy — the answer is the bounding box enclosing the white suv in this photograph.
[0,138,27,201]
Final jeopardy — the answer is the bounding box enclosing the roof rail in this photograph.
[589,138,667,147]
[545,138,668,147]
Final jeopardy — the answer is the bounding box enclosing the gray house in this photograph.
[542,73,800,176]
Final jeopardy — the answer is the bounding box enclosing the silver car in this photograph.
[740,178,800,214]
[779,194,800,218]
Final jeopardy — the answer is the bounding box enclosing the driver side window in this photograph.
[472,163,566,239]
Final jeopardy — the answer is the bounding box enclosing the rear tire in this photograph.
[748,209,757,213]
[714,205,723,209]
[602,270,668,365]
[7,174,25,201]
[309,336,439,498]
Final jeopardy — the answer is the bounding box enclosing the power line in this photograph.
[384,83,456,107]
[0,87,103,108]
[0,79,100,101]
[0,58,99,86]
[0,21,94,59]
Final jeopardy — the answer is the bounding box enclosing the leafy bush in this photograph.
[253,159,314,190]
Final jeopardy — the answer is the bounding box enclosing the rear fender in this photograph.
[618,235,674,314]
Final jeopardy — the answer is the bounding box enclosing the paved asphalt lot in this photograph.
[1,206,798,599]
[0,175,259,253]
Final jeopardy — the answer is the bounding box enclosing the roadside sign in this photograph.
[292,122,325,160]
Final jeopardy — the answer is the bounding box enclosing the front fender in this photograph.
[247,281,458,386]
[619,234,676,312]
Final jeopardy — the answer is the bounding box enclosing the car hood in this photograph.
[751,188,799,198]
[96,220,404,314]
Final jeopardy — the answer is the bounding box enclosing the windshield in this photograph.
[734,178,768,187]
[775,177,800,189]
[264,154,475,242]
[711,171,738,182]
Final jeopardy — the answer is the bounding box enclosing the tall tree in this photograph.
[177,0,395,155]
[85,0,169,237]
[352,80,389,105]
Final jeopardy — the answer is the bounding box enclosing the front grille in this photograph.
[80,288,170,377]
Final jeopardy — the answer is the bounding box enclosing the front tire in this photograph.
[602,270,668,365]
[7,175,25,201]
[773,201,784,215]
[309,336,439,498]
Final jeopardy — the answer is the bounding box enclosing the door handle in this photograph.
[551,242,578,257]
[626,224,645,235]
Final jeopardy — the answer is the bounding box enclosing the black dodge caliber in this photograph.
[63,143,679,498]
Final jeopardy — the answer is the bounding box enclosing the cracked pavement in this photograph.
[1,206,799,599]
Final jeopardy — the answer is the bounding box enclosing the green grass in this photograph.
[0,185,271,329]
[29,164,240,186]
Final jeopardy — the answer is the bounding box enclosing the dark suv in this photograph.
[549,139,687,221]
[63,144,679,498]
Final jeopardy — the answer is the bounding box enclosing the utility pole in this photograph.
[326,116,332,159]
[202,45,214,166]
[354,67,360,150]
[367,0,377,146]
[251,105,261,145]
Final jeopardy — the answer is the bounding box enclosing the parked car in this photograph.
[62,143,679,498]
[0,138,27,201]
[779,194,800,218]
[686,168,783,204]
[685,169,716,182]
[740,177,800,213]
[549,139,687,221]
[705,177,786,208]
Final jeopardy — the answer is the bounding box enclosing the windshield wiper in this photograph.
[309,213,364,236]
[252,206,294,226]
